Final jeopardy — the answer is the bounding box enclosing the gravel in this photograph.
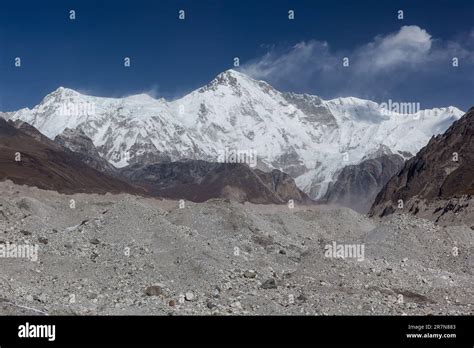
[0,180,472,315]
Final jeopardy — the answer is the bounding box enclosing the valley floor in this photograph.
[0,180,472,315]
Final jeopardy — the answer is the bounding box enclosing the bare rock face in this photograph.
[120,160,312,204]
[126,134,171,166]
[370,107,474,222]
[10,120,59,147]
[322,154,405,214]
[254,169,314,204]
[54,128,118,175]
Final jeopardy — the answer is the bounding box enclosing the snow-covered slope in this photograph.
[3,70,464,198]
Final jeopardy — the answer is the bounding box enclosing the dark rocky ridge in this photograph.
[0,118,143,195]
[54,128,119,175]
[120,160,313,204]
[322,154,405,213]
[370,107,474,219]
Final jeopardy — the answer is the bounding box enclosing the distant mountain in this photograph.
[322,154,405,213]
[3,70,463,199]
[120,160,312,204]
[0,118,143,195]
[370,107,474,223]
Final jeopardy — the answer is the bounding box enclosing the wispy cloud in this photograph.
[355,26,432,71]
[241,26,474,107]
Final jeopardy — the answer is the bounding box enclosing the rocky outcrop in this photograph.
[120,160,312,204]
[54,128,118,175]
[254,169,313,204]
[370,107,474,223]
[0,119,143,195]
[322,154,405,213]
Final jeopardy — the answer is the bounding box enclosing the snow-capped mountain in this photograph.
[2,69,464,198]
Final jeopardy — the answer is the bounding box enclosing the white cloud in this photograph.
[240,25,473,99]
[356,26,432,71]
[242,41,334,82]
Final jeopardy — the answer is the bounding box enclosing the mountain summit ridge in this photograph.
[2,69,464,198]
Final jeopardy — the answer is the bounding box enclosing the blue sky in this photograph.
[0,0,473,111]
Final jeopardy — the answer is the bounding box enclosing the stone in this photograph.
[185,291,195,301]
[261,278,277,289]
[243,270,257,279]
[90,238,100,245]
[38,237,48,245]
[144,285,164,297]
[206,300,216,309]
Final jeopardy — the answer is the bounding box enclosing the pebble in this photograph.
[261,278,277,289]
[144,285,164,297]
[38,237,48,245]
[185,291,195,301]
[244,270,257,279]
[90,238,100,245]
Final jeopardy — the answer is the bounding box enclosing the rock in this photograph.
[168,299,176,307]
[261,278,277,289]
[231,301,242,310]
[20,230,32,236]
[243,270,257,279]
[86,292,98,300]
[185,291,195,301]
[206,300,216,309]
[297,293,307,303]
[90,238,100,245]
[144,285,164,297]
[38,237,48,245]
[212,287,221,298]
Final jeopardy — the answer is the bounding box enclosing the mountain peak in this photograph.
[197,69,274,96]
[42,87,83,104]
[53,86,82,96]
[124,93,159,103]
[218,68,248,78]
[212,69,250,85]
